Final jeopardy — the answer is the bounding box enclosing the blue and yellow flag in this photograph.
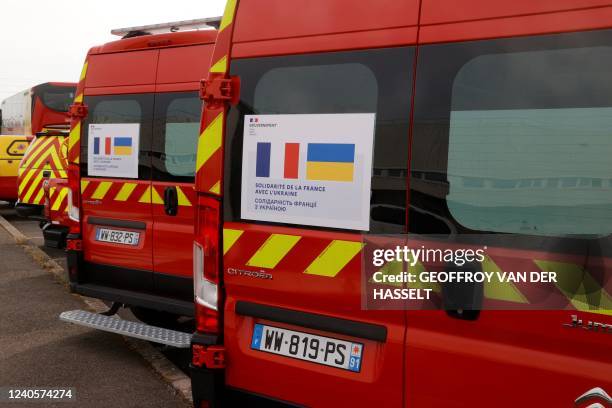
[306,143,355,182]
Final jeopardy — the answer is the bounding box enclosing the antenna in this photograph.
[111,17,222,37]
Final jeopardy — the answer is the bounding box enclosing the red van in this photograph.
[190,1,612,407]
[63,19,218,326]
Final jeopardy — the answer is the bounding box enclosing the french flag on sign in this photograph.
[256,142,300,179]
[93,137,112,155]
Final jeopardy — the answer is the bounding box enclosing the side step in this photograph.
[59,310,192,348]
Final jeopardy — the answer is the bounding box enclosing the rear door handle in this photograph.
[42,170,51,178]
[164,186,178,216]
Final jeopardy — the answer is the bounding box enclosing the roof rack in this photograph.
[111,17,222,38]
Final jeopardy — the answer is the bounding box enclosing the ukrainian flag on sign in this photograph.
[306,143,355,182]
[114,137,132,156]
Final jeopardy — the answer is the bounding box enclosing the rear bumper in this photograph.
[190,334,298,408]
[67,251,194,316]
[70,282,194,317]
[42,224,68,248]
[15,203,43,218]
[190,362,299,408]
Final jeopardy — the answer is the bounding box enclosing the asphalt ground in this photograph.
[0,202,190,407]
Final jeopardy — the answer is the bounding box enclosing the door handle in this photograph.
[42,170,51,178]
[164,186,178,216]
[443,261,482,321]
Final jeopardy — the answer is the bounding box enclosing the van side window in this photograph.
[225,47,415,233]
[152,92,201,182]
[411,30,612,237]
[81,94,153,179]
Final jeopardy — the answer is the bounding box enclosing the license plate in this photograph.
[251,324,363,372]
[95,228,140,246]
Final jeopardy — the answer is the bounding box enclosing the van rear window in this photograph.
[80,94,153,179]
[224,47,415,233]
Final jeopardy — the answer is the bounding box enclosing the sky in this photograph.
[0,0,227,101]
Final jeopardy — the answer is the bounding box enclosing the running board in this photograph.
[59,310,192,348]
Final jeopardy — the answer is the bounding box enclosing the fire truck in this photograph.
[58,18,218,328]
[11,83,75,218]
[1,83,74,204]
[187,0,612,407]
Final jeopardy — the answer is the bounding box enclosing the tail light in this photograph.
[67,164,80,225]
[43,180,50,219]
[66,188,79,222]
[194,196,221,334]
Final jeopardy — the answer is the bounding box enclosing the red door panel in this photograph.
[81,178,153,271]
[223,223,405,407]
[151,182,195,277]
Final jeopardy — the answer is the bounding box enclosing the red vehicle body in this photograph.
[190,1,612,407]
[1,82,75,136]
[64,27,217,323]
[1,83,74,207]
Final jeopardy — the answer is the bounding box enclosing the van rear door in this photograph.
[80,92,155,290]
[150,91,200,302]
[78,49,158,293]
[17,133,66,211]
[221,47,415,407]
[149,44,211,304]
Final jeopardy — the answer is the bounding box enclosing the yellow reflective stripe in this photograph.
[209,56,227,74]
[481,256,528,303]
[177,186,192,206]
[18,170,36,194]
[22,173,43,202]
[22,136,54,168]
[209,180,221,194]
[68,122,81,152]
[196,112,223,171]
[304,240,362,277]
[33,187,45,204]
[223,229,243,255]
[138,186,151,203]
[138,186,163,204]
[535,260,612,315]
[50,187,57,196]
[371,260,404,288]
[91,181,112,199]
[80,180,90,193]
[49,149,64,174]
[219,0,237,32]
[151,187,163,204]
[79,61,88,81]
[52,188,68,211]
[246,234,301,269]
[27,140,58,173]
[74,93,83,103]
[114,183,137,201]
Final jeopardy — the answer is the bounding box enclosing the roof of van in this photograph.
[33,82,77,89]
[89,30,218,55]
